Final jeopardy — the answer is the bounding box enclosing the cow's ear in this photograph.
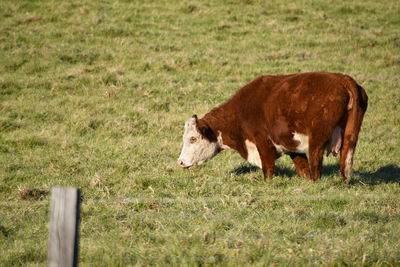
[197,122,217,142]
[186,115,198,127]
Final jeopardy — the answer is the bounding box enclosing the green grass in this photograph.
[1,0,400,265]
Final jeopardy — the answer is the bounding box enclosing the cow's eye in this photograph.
[190,137,197,143]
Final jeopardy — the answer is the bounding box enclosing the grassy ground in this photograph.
[1,0,400,265]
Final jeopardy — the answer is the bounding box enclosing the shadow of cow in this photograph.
[231,163,400,185]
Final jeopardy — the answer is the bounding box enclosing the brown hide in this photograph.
[198,72,368,181]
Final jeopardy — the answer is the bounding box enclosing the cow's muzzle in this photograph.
[177,160,196,169]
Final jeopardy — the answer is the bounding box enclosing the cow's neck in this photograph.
[201,105,247,158]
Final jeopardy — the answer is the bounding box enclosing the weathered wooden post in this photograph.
[48,187,81,267]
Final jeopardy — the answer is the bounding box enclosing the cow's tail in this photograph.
[340,76,368,181]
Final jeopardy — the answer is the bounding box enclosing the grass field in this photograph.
[1,0,400,265]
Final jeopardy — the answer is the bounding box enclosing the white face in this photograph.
[177,117,220,168]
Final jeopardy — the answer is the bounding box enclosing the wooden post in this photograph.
[48,187,81,267]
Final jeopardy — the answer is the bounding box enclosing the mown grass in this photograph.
[1,0,399,265]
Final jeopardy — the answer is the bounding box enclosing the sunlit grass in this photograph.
[1,0,399,265]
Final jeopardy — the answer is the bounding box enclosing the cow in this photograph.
[178,72,368,181]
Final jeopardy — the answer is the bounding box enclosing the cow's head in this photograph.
[178,115,220,168]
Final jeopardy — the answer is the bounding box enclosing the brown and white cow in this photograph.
[178,72,368,181]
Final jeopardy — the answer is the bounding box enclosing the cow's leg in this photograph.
[339,131,359,182]
[339,106,366,182]
[258,144,277,179]
[308,143,325,181]
[289,153,311,179]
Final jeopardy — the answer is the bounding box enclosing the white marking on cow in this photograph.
[293,132,309,154]
[178,117,220,168]
[344,148,354,178]
[217,131,230,150]
[245,140,262,168]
